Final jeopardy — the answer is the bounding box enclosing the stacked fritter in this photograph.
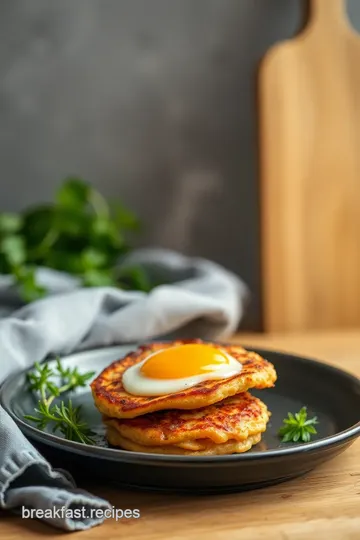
[91,340,276,456]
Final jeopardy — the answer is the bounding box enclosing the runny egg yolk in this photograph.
[140,344,231,380]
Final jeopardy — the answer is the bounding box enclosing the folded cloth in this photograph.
[0,408,112,530]
[0,248,248,531]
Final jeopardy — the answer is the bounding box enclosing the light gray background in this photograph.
[0,0,359,330]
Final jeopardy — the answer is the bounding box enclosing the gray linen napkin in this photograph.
[0,248,248,531]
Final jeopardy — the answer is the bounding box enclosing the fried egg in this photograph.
[122,343,243,396]
[91,340,276,418]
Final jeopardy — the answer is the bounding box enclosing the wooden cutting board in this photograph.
[259,0,360,332]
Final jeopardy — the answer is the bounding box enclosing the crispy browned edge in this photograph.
[102,392,270,446]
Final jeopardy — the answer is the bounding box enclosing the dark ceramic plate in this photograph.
[1,345,360,493]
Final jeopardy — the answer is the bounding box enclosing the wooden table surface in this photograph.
[2,331,360,540]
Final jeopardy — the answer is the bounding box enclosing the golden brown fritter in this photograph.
[103,392,270,447]
[91,340,276,419]
[106,429,262,455]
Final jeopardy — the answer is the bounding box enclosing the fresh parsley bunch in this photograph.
[278,406,318,443]
[0,178,151,302]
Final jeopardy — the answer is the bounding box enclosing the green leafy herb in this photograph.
[278,407,318,443]
[82,268,115,287]
[0,213,23,233]
[24,360,96,445]
[115,265,152,292]
[13,266,46,302]
[0,235,26,266]
[0,177,151,301]
[113,202,140,231]
[56,178,90,209]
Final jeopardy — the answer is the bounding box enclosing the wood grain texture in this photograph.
[259,0,360,332]
[2,331,360,540]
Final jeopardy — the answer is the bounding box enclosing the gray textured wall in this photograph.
[1,0,359,329]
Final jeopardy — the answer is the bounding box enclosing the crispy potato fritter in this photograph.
[91,340,277,419]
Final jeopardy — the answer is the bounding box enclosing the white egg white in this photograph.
[122,351,243,396]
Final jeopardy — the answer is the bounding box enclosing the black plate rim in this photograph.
[1,345,360,465]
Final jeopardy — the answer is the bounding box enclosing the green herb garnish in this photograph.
[24,359,96,445]
[0,178,151,302]
[278,407,318,443]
